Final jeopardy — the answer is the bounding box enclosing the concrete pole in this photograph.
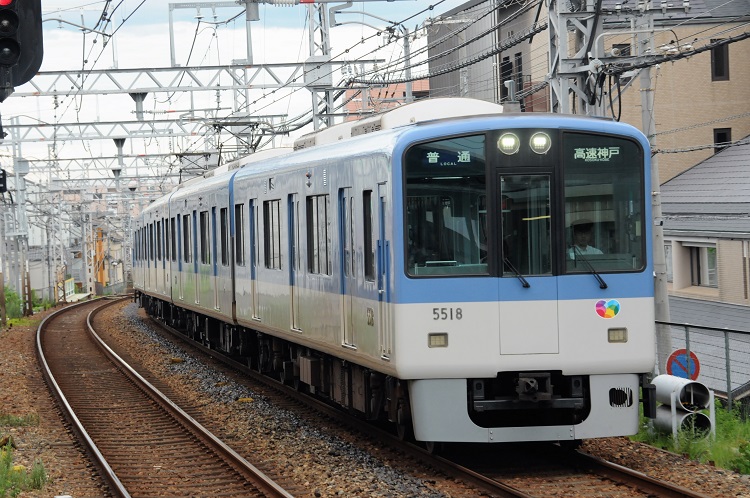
[638,25,672,375]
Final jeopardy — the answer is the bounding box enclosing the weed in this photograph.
[0,413,39,427]
[0,443,47,497]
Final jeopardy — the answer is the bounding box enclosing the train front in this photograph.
[391,117,656,444]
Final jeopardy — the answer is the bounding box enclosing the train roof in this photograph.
[293,97,504,150]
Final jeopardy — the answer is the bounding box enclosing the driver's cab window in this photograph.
[404,135,487,276]
[500,175,552,276]
[564,133,645,272]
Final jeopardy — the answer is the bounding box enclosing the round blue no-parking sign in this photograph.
[666,349,701,380]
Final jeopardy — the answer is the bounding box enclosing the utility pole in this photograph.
[637,16,672,374]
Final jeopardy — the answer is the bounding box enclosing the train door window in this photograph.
[149,224,155,261]
[220,207,229,266]
[182,213,192,263]
[200,210,210,265]
[164,218,170,261]
[235,204,245,266]
[264,199,282,269]
[363,190,375,281]
[500,175,552,276]
[170,217,177,262]
[563,133,645,272]
[156,220,162,261]
[306,194,330,275]
[404,134,488,276]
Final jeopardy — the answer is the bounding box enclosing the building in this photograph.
[425,0,750,183]
[661,137,750,330]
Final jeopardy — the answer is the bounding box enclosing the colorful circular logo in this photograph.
[596,299,620,318]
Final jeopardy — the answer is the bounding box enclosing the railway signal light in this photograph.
[0,0,43,101]
[0,168,6,192]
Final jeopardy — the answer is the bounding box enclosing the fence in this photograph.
[657,320,750,412]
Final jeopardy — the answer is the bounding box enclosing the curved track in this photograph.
[36,297,293,498]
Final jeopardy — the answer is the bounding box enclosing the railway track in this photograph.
[36,297,294,498]
[444,442,717,498]
[141,306,719,498]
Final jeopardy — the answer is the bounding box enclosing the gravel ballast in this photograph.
[1,300,749,497]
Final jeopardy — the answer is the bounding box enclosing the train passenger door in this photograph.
[288,194,301,331]
[249,200,260,319]
[193,210,199,304]
[339,188,355,347]
[177,214,184,301]
[497,173,559,354]
[212,207,219,310]
[376,184,391,358]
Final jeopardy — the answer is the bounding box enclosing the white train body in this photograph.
[134,98,656,444]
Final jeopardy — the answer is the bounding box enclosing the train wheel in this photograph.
[423,441,443,455]
[396,406,413,441]
[559,439,582,450]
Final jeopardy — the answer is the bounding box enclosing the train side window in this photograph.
[363,190,375,281]
[156,220,162,261]
[563,133,645,272]
[264,199,282,269]
[170,217,177,262]
[200,210,210,265]
[164,218,170,261]
[220,207,229,266]
[235,204,245,266]
[404,134,488,276]
[149,223,155,261]
[306,194,331,275]
[182,214,192,263]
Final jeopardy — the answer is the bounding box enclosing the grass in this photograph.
[0,414,38,428]
[0,444,47,498]
[632,399,750,473]
[0,413,46,497]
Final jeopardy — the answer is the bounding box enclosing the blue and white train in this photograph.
[133,97,657,446]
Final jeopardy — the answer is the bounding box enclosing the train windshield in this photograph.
[563,133,645,273]
[404,135,489,276]
[403,130,645,277]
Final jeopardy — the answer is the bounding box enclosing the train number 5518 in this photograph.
[432,308,463,320]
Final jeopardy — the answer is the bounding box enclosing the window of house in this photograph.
[711,40,728,81]
[714,128,731,154]
[687,243,717,287]
[664,243,673,282]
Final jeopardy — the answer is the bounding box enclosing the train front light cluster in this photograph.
[428,333,449,348]
[497,131,552,155]
[529,132,551,154]
[497,133,520,155]
[608,327,628,343]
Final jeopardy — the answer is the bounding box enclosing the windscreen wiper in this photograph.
[572,246,608,289]
[503,257,530,288]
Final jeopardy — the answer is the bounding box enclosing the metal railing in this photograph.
[657,320,750,411]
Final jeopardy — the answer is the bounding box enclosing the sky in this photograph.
[1,0,471,174]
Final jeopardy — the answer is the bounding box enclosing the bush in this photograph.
[635,399,750,474]
[2,288,22,320]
